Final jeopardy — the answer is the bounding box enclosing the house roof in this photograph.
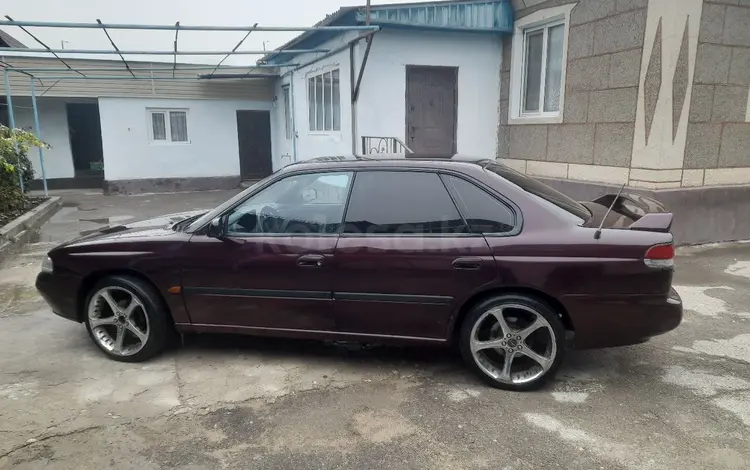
[263,0,513,65]
[0,29,26,48]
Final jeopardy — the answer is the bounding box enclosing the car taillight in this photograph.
[644,243,674,269]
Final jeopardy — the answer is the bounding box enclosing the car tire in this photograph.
[84,275,172,363]
[459,294,565,391]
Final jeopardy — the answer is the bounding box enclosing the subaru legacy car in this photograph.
[36,158,682,391]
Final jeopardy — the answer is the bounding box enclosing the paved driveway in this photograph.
[0,191,748,469]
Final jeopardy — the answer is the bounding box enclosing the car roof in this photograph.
[282,155,492,173]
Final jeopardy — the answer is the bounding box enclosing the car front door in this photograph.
[333,170,497,340]
[182,171,353,332]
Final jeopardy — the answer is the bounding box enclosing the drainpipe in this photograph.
[289,70,298,162]
[30,78,48,196]
[348,32,375,156]
[3,68,24,193]
[350,43,358,156]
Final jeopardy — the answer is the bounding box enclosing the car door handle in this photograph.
[452,257,482,271]
[297,254,324,268]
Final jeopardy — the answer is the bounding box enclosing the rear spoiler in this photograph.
[592,192,669,217]
[590,192,673,233]
[629,213,673,233]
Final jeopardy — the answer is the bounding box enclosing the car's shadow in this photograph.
[175,332,460,368]
[162,332,646,389]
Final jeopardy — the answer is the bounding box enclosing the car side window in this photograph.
[442,175,516,234]
[343,171,467,235]
[226,171,352,236]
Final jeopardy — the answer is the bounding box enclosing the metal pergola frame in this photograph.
[0,18,380,196]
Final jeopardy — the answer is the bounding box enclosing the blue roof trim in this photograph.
[356,0,513,33]
[264,8,359,65]
[264,1,513,65]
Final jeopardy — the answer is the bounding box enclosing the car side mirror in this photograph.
[207,215,228,239]
[301,188,317,202]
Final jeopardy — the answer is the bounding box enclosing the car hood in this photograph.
[123,210,207,230]
[61,210,206,247]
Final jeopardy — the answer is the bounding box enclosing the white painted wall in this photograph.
[98,97,273,181]
[11,97,75,179]
[270,76,295,170]
[273,28,503,162]
[278,31,358,163]
[357,29,502,157]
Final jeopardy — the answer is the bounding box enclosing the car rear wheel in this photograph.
[84,275,171,363]
[459,294,565,391]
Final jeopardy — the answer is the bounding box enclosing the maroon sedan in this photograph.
[36,158,682,391]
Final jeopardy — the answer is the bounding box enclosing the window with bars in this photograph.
[307,69,341,132]
[149,109,189,143]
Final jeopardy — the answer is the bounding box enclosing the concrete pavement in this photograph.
[0,190,748,469]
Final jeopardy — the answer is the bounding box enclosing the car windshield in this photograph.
[185,178,268,232]
[483,162,591,221]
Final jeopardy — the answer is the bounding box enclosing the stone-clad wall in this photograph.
[498,0,648,184]
[684,0,750,186]
[499,0,750,189]
[497,0,750,243]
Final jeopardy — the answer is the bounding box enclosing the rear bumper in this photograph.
[564,288,683,349]
[36,271,83,322]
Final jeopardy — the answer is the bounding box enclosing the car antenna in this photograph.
[594,183,626,240]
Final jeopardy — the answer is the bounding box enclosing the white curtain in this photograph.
[544,24,565,112]
[169,111,188,142]
[151,113,166,140]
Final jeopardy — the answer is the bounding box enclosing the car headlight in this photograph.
[41,256,54,274]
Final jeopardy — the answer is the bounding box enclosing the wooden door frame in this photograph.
[404,65,459,157]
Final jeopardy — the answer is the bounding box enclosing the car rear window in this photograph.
[442,175,515,234]
[483,162,591,222]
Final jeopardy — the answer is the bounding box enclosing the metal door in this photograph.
[236,110,272,180]
[406,66,458,158]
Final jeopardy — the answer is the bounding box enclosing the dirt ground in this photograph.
[0,190,748,469]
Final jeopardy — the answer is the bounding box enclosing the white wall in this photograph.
[271,77,294,170]
[12,97,75,179]
[279,31,358,163]
[357,29,502,157]
[274,28,503,162]
[98,97,273,181]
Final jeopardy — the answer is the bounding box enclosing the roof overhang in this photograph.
[355,0,514,33]
[264,0,514,65]
[0,28,26,48]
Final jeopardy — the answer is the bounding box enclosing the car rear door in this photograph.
[182,171,353,332]
[332,170,497,340]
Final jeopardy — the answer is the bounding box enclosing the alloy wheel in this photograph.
[88,286,150,357]
[469,304,557,385]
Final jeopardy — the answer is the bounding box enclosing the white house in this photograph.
[1,55,276,193]
[266,1,512,164]
[1,0,515,193]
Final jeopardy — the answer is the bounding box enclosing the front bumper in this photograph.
[564,288,683,349]
[36,271,83,322]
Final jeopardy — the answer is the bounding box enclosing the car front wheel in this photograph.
[84,275,171,362]
[459,294,565,391]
